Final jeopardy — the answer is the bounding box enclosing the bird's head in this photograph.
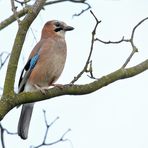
[41,20,74,38]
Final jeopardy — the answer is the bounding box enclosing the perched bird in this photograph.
[17,20,74,139]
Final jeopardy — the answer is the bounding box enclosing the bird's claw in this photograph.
[51,83,64,89]
[34,84,49,95]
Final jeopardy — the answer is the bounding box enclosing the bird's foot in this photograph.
[34,84,49,95]
[51,83,73,89]
[51,83,64,89]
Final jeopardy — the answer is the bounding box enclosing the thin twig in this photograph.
[0,6,29,30]
[0,0,90,30]
[122,50,135,68]
[0,124,5,148]
[0,124,17,135]
[86,60,96,79]
[121,17,148,68]
[15,0,31,6]
[131,17,148,41]
[70,10,101,84]
[45,0,88,5]
[44,129,71,146]
[0,123,17,148]
[95,36,129,44]
[30,27,38,43]
[10,0,21,24]
[42,110,59,144]
[32,110,71,148]
[0,52,10,70]
[95,17,148,68]
[73,2,91,17]
[45,0,91,17]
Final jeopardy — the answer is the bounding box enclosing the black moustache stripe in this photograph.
[54,27,63,32]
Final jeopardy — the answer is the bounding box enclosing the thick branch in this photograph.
[2,0,46,96]
[0,0,89,30]
[0,59,147,120]
[0,7,29,30]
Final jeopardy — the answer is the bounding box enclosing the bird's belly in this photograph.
[28,55,66,87]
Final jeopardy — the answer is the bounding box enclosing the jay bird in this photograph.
[17,20,74,139]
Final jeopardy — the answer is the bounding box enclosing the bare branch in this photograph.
[0,123,17,148]
[0,58,148,121]
[121,17,148,68]
[0,6,29,30]
[32,110,71,148]
[86,60,96,79]
[45,0,88,5]
[0,0,90,30]
[73,2,91,17]
[70,10,101,84]
[45,0,91,17]
[10,0,21,24]
[15,0,31,6]
[95,16,148,68]
[2,0,46,96]
[0,124,5,148]
[0,52,10,70]
[95,36,129,44]
[42,110,59,145]
[40,129,71,147]
[131,17,148,41]
[122,50,135,68]
[30,27,38,43]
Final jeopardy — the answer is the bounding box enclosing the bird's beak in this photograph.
[64,25,74,31]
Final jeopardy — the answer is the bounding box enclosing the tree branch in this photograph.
[0,6,30,30]
[122,17,148,68]
[45,0,87,6]
[95,17,148,68]
[0,52,10,70]
[0,0,89,30]
[33,129,71,148]
[70,10,101,84]
[0,123,17,148]
[11,0,21,24]
[2,0,46,95]
[95,36,129,44]
[32,110,71,148]
[72,2,91,17]
[0,59,147,120]
[15,0,31,6]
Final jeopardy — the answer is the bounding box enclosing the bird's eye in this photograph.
[55,22,61,27]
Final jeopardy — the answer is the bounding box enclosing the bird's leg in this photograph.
[34,84,49,95]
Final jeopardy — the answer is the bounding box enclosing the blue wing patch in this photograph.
[18,48,41,92]
[30,53,39,69]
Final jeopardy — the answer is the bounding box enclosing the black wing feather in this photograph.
[18,59,31,92]
[18,53,39,93]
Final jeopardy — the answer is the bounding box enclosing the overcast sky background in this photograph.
[0,0,148,148]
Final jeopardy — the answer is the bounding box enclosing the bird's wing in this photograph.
[18,53,39,93]
[18,42,43,93]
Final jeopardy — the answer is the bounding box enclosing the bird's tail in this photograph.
[17,103,34,139]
